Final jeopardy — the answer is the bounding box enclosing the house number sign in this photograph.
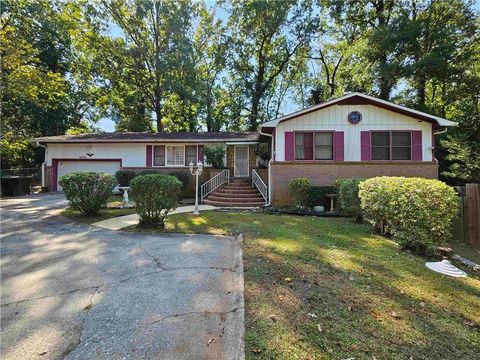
[348,111,362,124]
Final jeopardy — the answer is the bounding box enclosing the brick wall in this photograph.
[271,161,439,206]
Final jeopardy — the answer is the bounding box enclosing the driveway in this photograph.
[1,194,244,359]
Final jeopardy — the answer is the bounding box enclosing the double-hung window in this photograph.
[185,145,197,165]
[166,146,185,166]
[295,132,333,160]
[153,146,165,166]
[371,131,411,160]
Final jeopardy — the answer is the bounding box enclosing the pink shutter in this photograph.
[361,131,371,161]
[334,131,344,161]
[197,145,204,163]
[146,145,152,167]
[412,131,422,161]
[304,132,314,160]
[285,132,294,161]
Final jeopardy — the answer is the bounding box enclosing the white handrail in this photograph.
[252,169,268,205]
[201,169,230,202]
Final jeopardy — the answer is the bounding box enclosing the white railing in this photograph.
[252,169,268,205]
[201,169,230,202]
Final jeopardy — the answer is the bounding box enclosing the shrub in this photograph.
[137,169,160,176]
[336,179,364,221]
[358,177,458,255]
[130,174,182,228]
[288,178,311,207]
[59,172,116,216]
[306,185,337,209]
[115,170,136,187]
[169,171,190,191]
[204,145,225,168]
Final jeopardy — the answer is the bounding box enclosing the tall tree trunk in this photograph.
[154,98,162,132]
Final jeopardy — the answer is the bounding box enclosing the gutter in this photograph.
[259,130,274,206]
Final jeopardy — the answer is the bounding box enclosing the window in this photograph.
[153,146,165,166]
[295,133,305,159]
[166,146,185,166]
[295,132,332,160]
[315,133,333,160]
[371,131,411,160]
[185,145,197,165]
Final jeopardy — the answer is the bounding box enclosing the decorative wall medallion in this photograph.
[348,111,362,124]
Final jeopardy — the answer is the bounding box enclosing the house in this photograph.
[35,92,456,207]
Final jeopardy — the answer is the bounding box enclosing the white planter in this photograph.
[313,206,325,213]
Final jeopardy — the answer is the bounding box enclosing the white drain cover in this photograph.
[425,260,467,277]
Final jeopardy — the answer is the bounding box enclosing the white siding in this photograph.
[45,142,225,167]
[275,104,433,162]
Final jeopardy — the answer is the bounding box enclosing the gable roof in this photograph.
[35,131,259,144]
[261,92,457,129]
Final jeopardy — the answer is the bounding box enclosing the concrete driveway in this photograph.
[1,194,244,359]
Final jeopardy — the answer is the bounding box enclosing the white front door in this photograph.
[234,146,249,177]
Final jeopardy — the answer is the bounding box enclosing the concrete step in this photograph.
[212,191,263,198]
[223,184,256,190]
[215,188,259,194]
[203,199,265,207]
[208,195,264,203]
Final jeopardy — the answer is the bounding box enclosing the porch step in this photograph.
[208,195,263,203]
[203,199,265,207]
[203,178,265,208]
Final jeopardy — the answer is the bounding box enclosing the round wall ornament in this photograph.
[348,111,362,124]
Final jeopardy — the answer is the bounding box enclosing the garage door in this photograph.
[56,160,121,191]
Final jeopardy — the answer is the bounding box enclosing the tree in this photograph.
[227,0,317,130]
[100,0,198,131]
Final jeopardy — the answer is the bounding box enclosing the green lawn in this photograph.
[159,211,479,359]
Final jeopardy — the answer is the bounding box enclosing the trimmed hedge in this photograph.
[306,185,337,208]
[204,145,225,169]
[288,178,310,207]
[358,177,458,255]
[137,169,160,176]
[59,172,116,216]
[130,174,182,228]
[169,171,190,191]
[336,179,363,221]
[115,170,136,187]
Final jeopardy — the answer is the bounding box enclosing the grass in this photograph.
[61,207,136,224]
[139,211,480,359]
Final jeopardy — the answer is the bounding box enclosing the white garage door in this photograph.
[57,160,121,191]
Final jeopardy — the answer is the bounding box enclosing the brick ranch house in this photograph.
[35,93,456,207]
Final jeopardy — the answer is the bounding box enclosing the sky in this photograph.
[97,0,480,132]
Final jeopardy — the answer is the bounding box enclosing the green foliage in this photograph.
[59,172,116,216]
[306,185,337,209]
[169,171,190,191]
[336,179,364,221]
[130,174,182,228]
[358,177,458,255]
[288,178,311,207]
[204,145,225,169]
[136,170,160,176]
[115,170,136,187]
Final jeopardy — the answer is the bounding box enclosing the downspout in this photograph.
[35,141,47,190]
[259,130,273,206]
[432,127,448,162]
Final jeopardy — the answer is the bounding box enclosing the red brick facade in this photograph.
[270,161,439,205]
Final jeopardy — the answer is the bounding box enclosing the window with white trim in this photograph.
[315,132,333,160]
[166,146,185,166]
[153,146,165,166]
[185,145,197,165]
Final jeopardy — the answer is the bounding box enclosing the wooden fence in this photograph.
[453,184,480,246]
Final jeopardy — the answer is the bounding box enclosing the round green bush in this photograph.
[288,178,311,207]
[59,171,116,216]
[115,170,136,187]
[358,177,458,255]
[130,174,182,228]
[204,145,225,169]
[169,171,190,191]
[137,169,160,176]
[336,179,364,221]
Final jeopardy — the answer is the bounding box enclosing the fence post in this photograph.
[465,183,480,246]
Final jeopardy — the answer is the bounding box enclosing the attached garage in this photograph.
[52,159,121,191]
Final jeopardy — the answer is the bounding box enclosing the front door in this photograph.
[234,145,249,177]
